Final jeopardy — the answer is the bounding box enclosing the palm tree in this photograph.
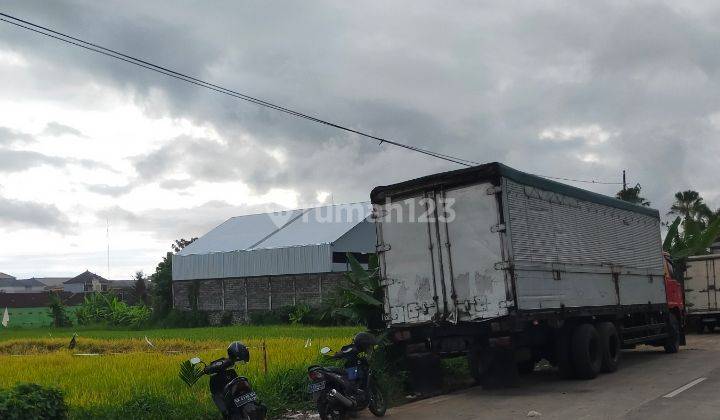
[668,190,713,229]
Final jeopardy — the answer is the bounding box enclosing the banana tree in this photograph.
[333,253,385,331]
[663,216,720,280]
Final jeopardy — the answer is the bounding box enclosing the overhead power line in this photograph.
[532,174,622,185]
[0,12,622,186]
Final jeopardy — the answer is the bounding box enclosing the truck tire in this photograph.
[571,324,602,379]
[664,314,680,354]
[554,329,575,379]
[597,322,621,373]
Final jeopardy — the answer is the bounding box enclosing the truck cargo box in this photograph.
[685,254,720,316]
[371,162,666,327]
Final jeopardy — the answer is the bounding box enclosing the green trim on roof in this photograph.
[371,162,659,218]
[496,163,659,218]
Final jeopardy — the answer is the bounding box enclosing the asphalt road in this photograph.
[366,334,720,420]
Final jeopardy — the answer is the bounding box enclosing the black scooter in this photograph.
[307,334,387,420]
[182,342,267,420]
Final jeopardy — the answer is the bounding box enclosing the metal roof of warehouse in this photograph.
[178,202,372,256]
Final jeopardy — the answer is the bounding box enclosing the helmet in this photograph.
[227,341,250,363]
[353,332,377,352]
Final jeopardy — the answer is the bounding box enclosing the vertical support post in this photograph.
[292,277,297,306]
[268,277,272,310]
[319,274,323,300]
[221,279,225,312]
[244,278,249,321]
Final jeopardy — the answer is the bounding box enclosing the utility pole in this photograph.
[106,218,110,278]
[622,170,627,191]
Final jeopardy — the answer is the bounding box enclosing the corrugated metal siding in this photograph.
[504,178,666,310]
[172,244,333,281]
[504,179,663,271]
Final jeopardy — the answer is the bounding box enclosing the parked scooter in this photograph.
[182,342,267,420]
[307,332,387,420]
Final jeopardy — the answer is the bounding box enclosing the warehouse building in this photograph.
[172,202,375,323]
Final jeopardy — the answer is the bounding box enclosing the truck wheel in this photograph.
[597,322,621,373]
[554,329,575,379]
[571,324,602,379]
[664,314,680,354]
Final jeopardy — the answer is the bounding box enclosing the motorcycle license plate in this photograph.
[233,391,257,408]
[308,381,326,393]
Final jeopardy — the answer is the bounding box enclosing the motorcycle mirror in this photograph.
[320,346,332,355]
[189,357,201,365]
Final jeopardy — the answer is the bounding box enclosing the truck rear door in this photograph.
[375,183,511,326]
[686,257,719,313]
[375,194,441,325]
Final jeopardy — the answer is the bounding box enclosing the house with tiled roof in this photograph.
[0,273,46,293]
[62,270,111,293]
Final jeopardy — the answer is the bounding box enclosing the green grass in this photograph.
[3,307,81,329]
[0,324,361,341]
[0,325,362,419]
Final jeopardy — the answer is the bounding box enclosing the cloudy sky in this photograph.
[1,1,719,279]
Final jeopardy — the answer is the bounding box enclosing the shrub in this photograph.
[249,307,293,325]
[75,293,150,328]
[288,303,311,324]
[220,311,234,326]
[158,309,209,328]
[48,293,73,328]
[0,383,68,420]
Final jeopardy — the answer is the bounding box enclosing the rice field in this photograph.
[0,325,361,418]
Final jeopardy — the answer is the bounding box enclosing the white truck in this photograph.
[371,162,683,384]
[685,253,720,332]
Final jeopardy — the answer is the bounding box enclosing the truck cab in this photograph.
[663,252,684,321]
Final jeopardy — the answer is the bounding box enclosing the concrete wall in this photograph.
[172,272,347,325]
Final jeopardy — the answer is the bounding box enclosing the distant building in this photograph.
[0,274,46,294]
[63,270,111,293]
[172,202,376,324]
[32,277,72,291]
[61,271,135,303]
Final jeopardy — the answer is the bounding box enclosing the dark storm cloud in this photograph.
[43,121,85,137]
[2,0,720,219]
[132,135,285,190]
[0,194,72,232]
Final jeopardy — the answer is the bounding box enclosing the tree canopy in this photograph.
[616,183,650,206]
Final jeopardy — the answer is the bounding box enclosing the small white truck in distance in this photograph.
[685,253,720,332]
[370,162,684,384]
